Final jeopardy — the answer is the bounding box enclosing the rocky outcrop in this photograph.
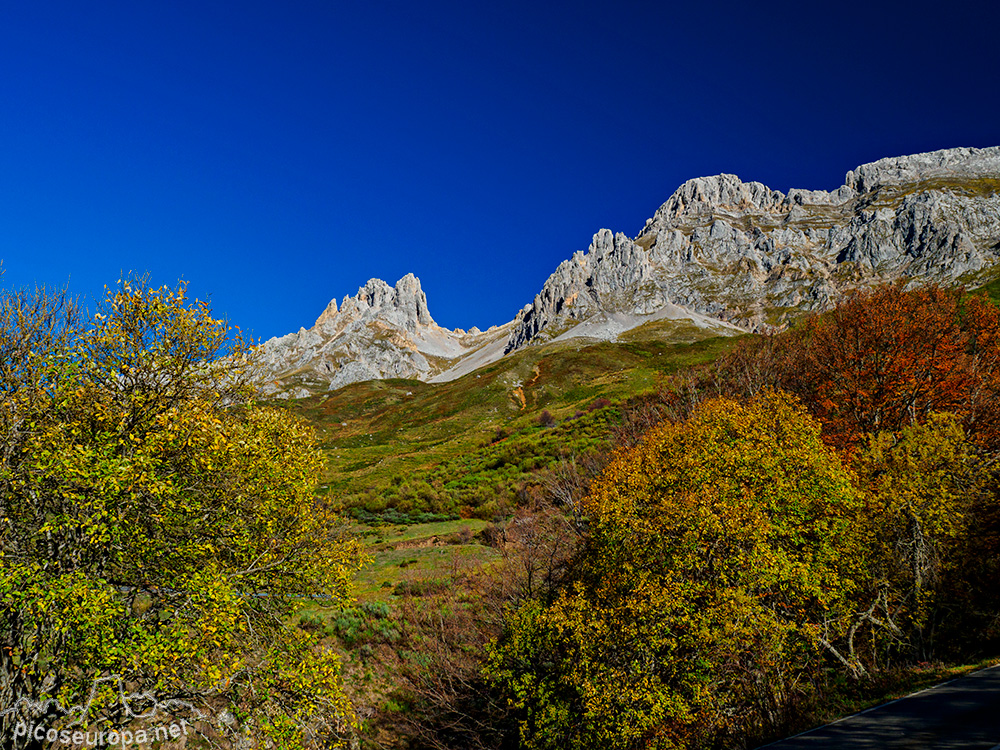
[843,146,1000,194]
[313,274,435,332]
[257,146,1000,395]
[505,146,1000,350]
[505,229,673,351]
[255,274,510,397]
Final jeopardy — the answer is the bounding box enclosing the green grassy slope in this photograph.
[280,273,1000,522]
[284,325,742,518]
[974,274,1000,303]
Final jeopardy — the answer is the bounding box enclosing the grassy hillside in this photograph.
[284,323,742,519]
[284,275,1000,517]
[280,275,1000,523]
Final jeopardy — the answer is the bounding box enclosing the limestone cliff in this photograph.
[256,146,1000,395]
[256,274,509,398]
[506,146,1000,351]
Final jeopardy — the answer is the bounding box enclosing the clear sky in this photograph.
[1,0,997,341]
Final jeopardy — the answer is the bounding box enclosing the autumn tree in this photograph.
[853,413,994,661]
[715,283,1000,450]
[962,291,1000,447]
[0,279,363,749]
[486,392,868,750]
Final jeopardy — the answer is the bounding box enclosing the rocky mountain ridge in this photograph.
[507,146,1000,349]
[257,146,1000,396]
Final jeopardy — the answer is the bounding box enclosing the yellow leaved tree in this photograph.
[0,279,363,749]
[486,392,868,749]
[853,412,992,661]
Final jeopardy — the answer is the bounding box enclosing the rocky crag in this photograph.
[256,274,511,398]
[257,146,1000,395]
[507,146,1000,350]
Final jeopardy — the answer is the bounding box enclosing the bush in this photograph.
[536,410,556,428]
[587,397,611,412]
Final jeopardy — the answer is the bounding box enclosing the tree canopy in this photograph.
[0,279,363,749]
[716,284,1000,450]
[486,392,868,749]
[484,285,1000,749]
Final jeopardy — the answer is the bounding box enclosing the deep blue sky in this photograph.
[1,1,997,340]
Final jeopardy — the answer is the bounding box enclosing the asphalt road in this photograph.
[759,664,1000,749]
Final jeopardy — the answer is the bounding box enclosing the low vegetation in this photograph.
[289,329,737,521]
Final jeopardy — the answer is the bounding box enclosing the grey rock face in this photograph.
[844,146,1000,194]
[505,146,1000,349]
[315,274,435,333]
[506,229,671,351]
[258,146,1000,395]
[255,274,498,396]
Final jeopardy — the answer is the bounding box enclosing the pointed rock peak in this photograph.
[391,273,435,327]
[354,278,395,308]
[312,273,436,332]
[395,272,420,291]
[655,174,786,222]
[314,296,339,327]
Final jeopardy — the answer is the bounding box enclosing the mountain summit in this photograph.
[313,273,435,332]
[257,146,1000,396]
[256,274,510,397]
[508,146,1000,350]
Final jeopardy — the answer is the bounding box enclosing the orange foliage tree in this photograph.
[716,284,1000,450]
